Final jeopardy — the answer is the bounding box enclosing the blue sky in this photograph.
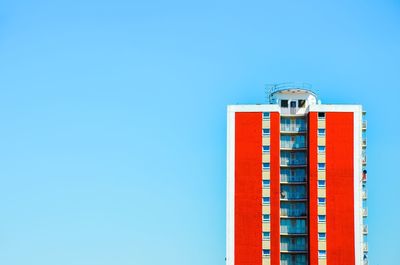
[0,0,399,264]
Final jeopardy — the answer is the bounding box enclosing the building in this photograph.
[226,83,368,265]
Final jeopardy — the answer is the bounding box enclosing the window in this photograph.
[318,215,326,223]
[298,99,306,108]
[263,163,270,170]
[318,197,326,205]
[263,112,270,119]
[318,233,326,240]
[262,197,270,204]
[263,128,270,135]
[262,179,270,187]
[290,101,297,108]
[318,129,325,136]
[281,100,288,108]
[262,249,270,256]
[263,145,270,152]
[318,180,326,187]
[262,232,270,240]
[318,250,327,257]
[318,146,326,153]
[263,214,270,222]
[318,112,325,119]
[318,163,325,170]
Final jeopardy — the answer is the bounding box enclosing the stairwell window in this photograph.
[318,250,326,258]
[263,145,270,152]
[263,163,270,170]
[318,163,325,171]
[262,232,270,240]
[263,129,270,136]
[318,146,326,153]
[262,249,270,256]
[318,233,326,240]
[318,112,326,119]
[318,129,325,136]
[262,197,270,204]
[263,112,270,120]
[318,180,326,187]
[262,214,270,222]
[281,100,288,108]
[262,180,270,187]
[318,215,326,223]
[318,197,326,205]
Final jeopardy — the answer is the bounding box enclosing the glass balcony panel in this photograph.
[281,237,308,251]
[280,202,307,217]
[281,254,307,265]
[280,219,307,234]
[281,151,307,166]
[281,185,307,200]
[280,168,306,182]
[280,118,307,132]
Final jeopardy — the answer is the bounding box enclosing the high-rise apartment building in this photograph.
[226,83,368,265]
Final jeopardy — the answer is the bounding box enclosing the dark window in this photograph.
[298,100,306,108]
[281,100,288,108]
[318,112,325,118]
[290,101,296,108]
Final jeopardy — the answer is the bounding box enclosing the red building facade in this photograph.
[227,85,368,265]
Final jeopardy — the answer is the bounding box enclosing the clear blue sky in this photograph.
[0,0,398,264]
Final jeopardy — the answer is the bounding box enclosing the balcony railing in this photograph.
[281,158,307,166]
[363,243,368,252]
[363,224,368,234]
[362,139,367,147]
[280,191,307,200]
[280,243,307,252]
[362,155,367,165]
[362,191,367,199]
[362,121,367,130]
[281,175,306,183]
[362,170,367,182]
[281,142,307,149]
[281,124,307,133]
[280,208,307,217]
[280,257,308,265]
[363,208,368,217]
[281,107,304,116]
[280,227,307,234]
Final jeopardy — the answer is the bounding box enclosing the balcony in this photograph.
[280,208,307,218]
[280,227,308,234]
[362,138,367,147]
[363,243,368,252]
[280,244,308,252]
[281,159,307,167]
[280,254,308,265]
[281,142,307,150]
[362,154,367,165]
[281,107,307,116]
[362,170,367,182]
[362,190,367,200]
[363,224,368,234]
[281,124,307,133]
[281,175,306,183]
[362,121,367,130]
[363,208,368,217]
[280,191,307,201]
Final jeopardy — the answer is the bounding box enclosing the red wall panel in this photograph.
[235,112,262,265]
[326,112,355,264]
[308,112,319,265]
[270,112,280,265]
